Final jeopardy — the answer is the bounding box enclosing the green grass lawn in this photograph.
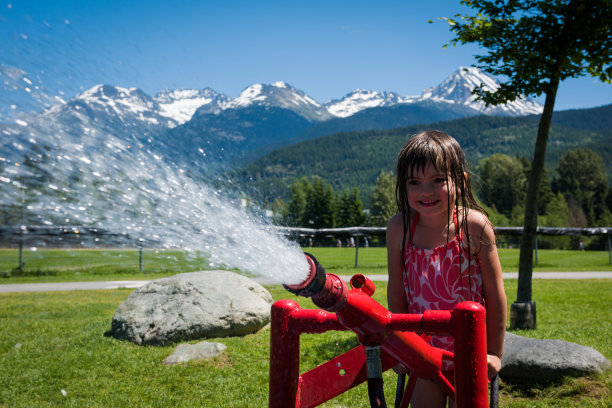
[1,246,610,284]
[0,279,610,407]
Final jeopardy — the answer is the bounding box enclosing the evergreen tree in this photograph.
[336,189,353,227]
[271,197,288,226]
[287,178,309,227]
[304,176,335,228]
[348,187,365,226]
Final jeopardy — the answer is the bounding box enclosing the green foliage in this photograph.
[476,154,526,217]
[336,187,365,227]
[444,0,612,301]
[286,178,309,227]
[282,177,366,228]
[238,109,612,213]
[553,148,609,226]
[304,176,336,228]
[369,171,397,227]
[446,0,612,105]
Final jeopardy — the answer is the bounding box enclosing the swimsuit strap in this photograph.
[453,207,460,242]
[409,212,419,245]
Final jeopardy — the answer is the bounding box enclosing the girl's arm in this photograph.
[387,213,410,314]
[471,212,507,378]
[387,213,410,374]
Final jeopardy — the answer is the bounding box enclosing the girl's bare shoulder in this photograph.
[387,212,404,228]
[464,208,495,245]
[387,213,405,238]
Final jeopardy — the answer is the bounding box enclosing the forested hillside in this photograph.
[234,105,612,206]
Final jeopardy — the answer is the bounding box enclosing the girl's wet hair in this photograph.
[395,130,488,301]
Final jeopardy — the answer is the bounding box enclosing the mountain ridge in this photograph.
[2,67,543,127]
[234,104,612,206]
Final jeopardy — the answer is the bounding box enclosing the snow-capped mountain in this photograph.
[1,67,546,167]
[155,88,231,123]
[324,67,542,118]
[56,84,177,128]
[324,90,413,118]
[419,67,543,116]
[226,81,334,122]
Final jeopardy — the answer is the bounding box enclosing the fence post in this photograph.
[608,234,611,265]
[18,232,24,272]
[137,239,144,272]
[354,236,360,268]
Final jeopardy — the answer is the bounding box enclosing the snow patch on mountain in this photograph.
[325,89,415,118]
[155,88,231,124]
[76,84,163,125]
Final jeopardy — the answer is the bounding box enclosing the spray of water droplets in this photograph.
[0,117,310,285]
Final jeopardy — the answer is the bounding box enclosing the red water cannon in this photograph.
[270,253,490,408]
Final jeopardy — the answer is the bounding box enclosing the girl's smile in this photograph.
[406,162,455,220]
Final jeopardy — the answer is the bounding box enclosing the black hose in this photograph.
[395,374,406,408]
[365,346,387,408]
[490,375,499,408]
[367,377,387,408]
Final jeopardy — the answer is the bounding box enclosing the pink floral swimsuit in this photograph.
[402,211,483,369]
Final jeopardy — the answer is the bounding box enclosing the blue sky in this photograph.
[2,0,610,112]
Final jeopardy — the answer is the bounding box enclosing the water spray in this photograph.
[270,253,491,408]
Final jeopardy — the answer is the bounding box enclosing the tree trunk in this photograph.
[511,77,559,329]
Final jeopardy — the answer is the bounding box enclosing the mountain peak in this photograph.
[227,82,333,121]
[271,81,289,88]
[419,67,542,116]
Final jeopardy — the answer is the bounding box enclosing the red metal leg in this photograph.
[453,301,489,408]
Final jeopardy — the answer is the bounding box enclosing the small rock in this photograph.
[163,341,227,365]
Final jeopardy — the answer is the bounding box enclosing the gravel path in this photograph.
[1,272,611,293]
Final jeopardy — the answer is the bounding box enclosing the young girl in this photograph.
[387,130,506,408]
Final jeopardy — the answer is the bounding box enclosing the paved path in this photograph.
[1,272,611,293]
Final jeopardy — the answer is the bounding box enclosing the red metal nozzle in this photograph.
[283,253,349,312]
[283,253,327,297]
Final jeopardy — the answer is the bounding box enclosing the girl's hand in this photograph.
[486,354,502,379]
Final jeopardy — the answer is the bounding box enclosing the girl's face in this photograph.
[406,162,455,220]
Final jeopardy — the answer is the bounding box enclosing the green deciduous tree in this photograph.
[369,171,396,227]
[476,154,526,217]
[539,192,571,248]
[445,0,612,329]
[552,148,608,225]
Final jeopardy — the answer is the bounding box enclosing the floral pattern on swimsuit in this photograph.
[402,224,483,370]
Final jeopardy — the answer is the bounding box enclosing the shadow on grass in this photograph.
[500,374,609,400]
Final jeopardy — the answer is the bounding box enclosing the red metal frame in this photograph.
[269,274,488,408]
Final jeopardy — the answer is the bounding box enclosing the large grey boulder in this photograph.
[500,332,610,382]
[109,271,273,345]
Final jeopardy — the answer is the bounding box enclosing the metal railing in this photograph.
[1,225,611,271]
